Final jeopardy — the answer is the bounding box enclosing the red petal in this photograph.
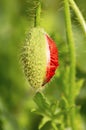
[43,34,59,85]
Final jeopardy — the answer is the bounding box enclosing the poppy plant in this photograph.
[21,27,59,88]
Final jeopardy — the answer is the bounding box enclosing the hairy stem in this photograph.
[69,0,86,36]
[64,0,76,130]
[34,2,41,27]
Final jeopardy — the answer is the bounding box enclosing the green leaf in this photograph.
[59,96,69,110]
[34,92,50,112]
[31,108,47,117]
[75,79,84,97]
[40,121,53,130]
[50,101,58,114]
[39,116,51,130]
[51,123,58,130]
[50,101,62,117]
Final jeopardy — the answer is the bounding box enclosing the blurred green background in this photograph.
[0,0,86,130]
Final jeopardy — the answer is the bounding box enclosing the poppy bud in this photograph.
[21,28,59,89]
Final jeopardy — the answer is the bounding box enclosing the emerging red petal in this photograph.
[43,34,59,85]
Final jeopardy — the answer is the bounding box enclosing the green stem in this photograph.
[69,0,86,36]
[64,0,76,130]
[34,2,41,27]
